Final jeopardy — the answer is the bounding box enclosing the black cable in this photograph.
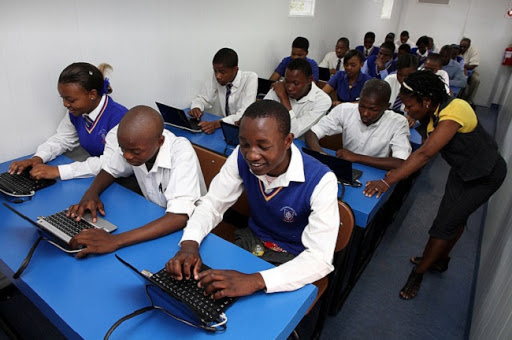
[13,235,43,279]
[338,182,346,200]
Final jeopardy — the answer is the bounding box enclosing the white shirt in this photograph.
[103,129,206,217]
[462,45,479,67]
[384,73,404,112]
[263,82,331,139]
[311,103,412,160]
[319,51,344,71]
[395,38,414,50]
[34,95,113,180]
[190,70,258,124]
[180,144,339,293]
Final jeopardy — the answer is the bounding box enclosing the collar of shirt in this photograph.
[417,49,429,58]
[135,130,175,174]
[292,82,320,104]
[357,109,390,129]
[253,144,305,190]
[365,46,374,55]
[82,94,106,121]
[224,69,242,92]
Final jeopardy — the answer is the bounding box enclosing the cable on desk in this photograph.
[13,235,43,279]
[104,284,226,340]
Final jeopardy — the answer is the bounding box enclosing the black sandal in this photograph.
[400,267,423,300]
[410,256,450,273]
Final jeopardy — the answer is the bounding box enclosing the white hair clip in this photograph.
[402,81,414,92]
[89,70,93,76]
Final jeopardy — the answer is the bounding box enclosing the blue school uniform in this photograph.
[362,55,397,79]
[327,71,372,102]
[274,56,319,82]
[236,148,330,255]
[410,48,431,66]
[355,45,379,61]
[68,96,127,157]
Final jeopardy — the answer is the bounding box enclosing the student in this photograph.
[319,37,350,75]
[411,35,431,66]
[397,44,412,59]
[422,54,451,94]
[361,41,397,80]
[384,32,395,44]
[189,48,257,134]
[8,62,127,180]
[269,36,319,82]
[385,54,418,127]
[67,106,206,257]
[165,99,339,302]
[459,37,480,106]
[356,32,379,61]
[450,44,465,70]
[305,79,411,171]
[322,50,372,106]
[395,30,413,49]
[363,71,507,299]
[264,58,331,139]
[439,45,468,89]
[427,36,438,53]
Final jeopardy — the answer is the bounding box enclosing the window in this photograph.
[381,0,394,19]
[289,0,316,17]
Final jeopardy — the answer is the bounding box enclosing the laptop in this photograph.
[220,121,239,147]
[257,78,273,99]
[155,102,202,133]
[318,67,331,81]
[3,202,118,253]
[0,167,56,202]
[116,254,236,330]
[302,147,363,187]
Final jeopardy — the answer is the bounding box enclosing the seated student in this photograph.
[361,41,397,80]
[264,58,331,139]
[67,106,205,257]
[322,50,372,106]
[269,36,319,82]
[385,54,418,127]
[165,99,339,303]
[395,30,414,49]
[411,35,431,66]
[319,37,350,75]
[356,31,379,61]
[9,62,127,180]
[459,37,480,106]
[384,32,395,44]
[450,44,465,70]
[397,44,412,60]
[439,45,468,89]
[305,79,411,171]
[422,54,451,95]
[427,36,438,53]
[189,48,257,134]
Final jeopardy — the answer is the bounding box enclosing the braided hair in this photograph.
[400,70,449,107]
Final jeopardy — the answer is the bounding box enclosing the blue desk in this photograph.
[166,111,392,228]
[0,156,316,339]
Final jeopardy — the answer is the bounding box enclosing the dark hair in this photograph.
[461,37,471,45]
[400,30,409,37]
[426,53,442,65]
[337,37,350,47]
[360,79,391,105]
[58,62,112,95]
[292,37,309,52]
[451,44,461,52]
[212,48,238,68]
[385,32,395,41]
[364,31,376,41]
[398,44,411,54]
[380,41,396,53]
[400,70,449,106]
[343,49,364,65]
[241,100,291,136]
[396,54,418,70]
[286,58,312,78]
[440,45,452,54]
[416,35,430,47]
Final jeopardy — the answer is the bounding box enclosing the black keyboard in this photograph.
[0,168,56,196]
[41,211,94,237]
[151,266,236,324]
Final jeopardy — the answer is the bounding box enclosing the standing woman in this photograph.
[9,62,128,180]
[363,70,507,299]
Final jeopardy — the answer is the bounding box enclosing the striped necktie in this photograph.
[225,83,233,115]
[336,58,342,71]
[83,114,94,129]
[392,95,403,113]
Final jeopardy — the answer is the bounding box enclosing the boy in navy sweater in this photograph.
[270,37,320,82]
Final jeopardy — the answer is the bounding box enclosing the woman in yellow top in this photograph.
[363,71,507,300]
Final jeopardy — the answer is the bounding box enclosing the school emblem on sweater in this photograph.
[99,129,108,144]
[280,206,297,223]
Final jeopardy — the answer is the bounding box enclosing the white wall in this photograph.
[0,0,402,163]
[397,0,512,106]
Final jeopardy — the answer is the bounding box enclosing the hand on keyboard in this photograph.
[67,191,105,223]
[29,164,60,180]
[166,240,203,280]
[8,157,43,175]
[197,270,266,299]
[70,228,119,258]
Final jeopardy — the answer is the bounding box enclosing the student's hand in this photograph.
[336,149,358,163]
[363,179,390,198]
[375,56,386,70]
[69,229,120,258]
[29,164,60,180]
[329,68,336,75]
[8,157,43,175]
[166,240,202,280]
[406,115,417,128]
[197,270,265,299]
[198,120,220,134]
[67,190,105,223]
[332,101,342,107]
[272,81,288,100]
[188,108,203,120]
